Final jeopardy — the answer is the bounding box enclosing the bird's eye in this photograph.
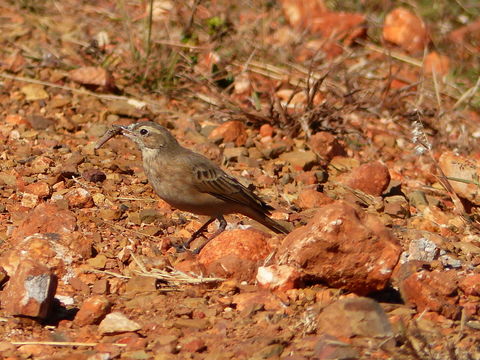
[139,128,149,136]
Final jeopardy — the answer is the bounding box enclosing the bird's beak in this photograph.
[114,124,135,137]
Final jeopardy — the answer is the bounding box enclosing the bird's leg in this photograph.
[175,217,216,252]
[192,216,227,255]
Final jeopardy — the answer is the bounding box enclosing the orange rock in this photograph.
[24,181,51,198]
[259,124,274,138]
[198,229,272,281]
[232,290,285,311]
[309,12,366,46]
[277,201,401,295]
[2,259,57,319]
[309,132,346,161]
[69,66,115,89]
[74,295,111,326]
[65,188,94,208]
[316,297,393,338]
[448,18,480,44]
[398,268,460,319]
[383,7,429,53]
[279,0,327,28]
[256,265,301,291]
[459,274,480,296]
[208,121,248,146]
[340,161,391,196]
[5,114,28,125]
[295,171,317,185]
[424,51,450,76]
[11,203,77,242]
[296,189,333,209]
[279,0,365,45]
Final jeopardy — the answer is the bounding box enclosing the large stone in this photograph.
[339,161,391,196]
[64,188,94,208]
[1,259,57,319]
[277,201,401,295]
[74,295,111,326]
[256,265,301,291]
[316,297,393,338]
[383,7,429,53]
[308,132,346,161]
[11,203,77,241]
[98,312,141,334]
[198,229,272,281]
[296,189,333,209]
[397,267,460,318]
[208,121,248,146]
[279,150,318,170]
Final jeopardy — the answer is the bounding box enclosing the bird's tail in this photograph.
[250,211,290,234]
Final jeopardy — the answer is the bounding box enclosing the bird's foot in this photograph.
[173,242,191,253]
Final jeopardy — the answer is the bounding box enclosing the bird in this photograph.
[114,121,289,254]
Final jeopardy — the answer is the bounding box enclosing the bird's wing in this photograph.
[191,159,273,213]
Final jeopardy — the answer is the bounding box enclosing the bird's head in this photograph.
[120,121,179,150]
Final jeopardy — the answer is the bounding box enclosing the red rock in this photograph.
[398,268,459,318]
[424,51,450,76]
[182,338,207,353]
[448,18,480,44]
[92,279,109,294]
[313,334,359,359]
[309,12,366,46]
[116,333,147,351]
[340,161,391,196]
[383,7,429,53]
[198,229,272,281]
[0,235,68,278]
[69,66,115,89]
[308,132,346,161]
[389,66,419,90]
[65,188,94,208]
[5,114,28,126]
[24,181,51,198]
[174,258,206,275]
[277,201,401,295]
[296,189,333,209]
[316,297,393,338]
[279,1,365,46]
[232,290,285,312]
[295,171,317,185]
[259,124,274,138]
[74,295,111,326]
[256,265,301,291]
[208,121,248,146]
[459,299,478,317]
[1,259,57,318]
[30,156,54,174]
[459,274,480,296]
[280,0,327,28]
[11,203,77,241]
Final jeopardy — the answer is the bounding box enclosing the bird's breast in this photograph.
[142,152,228,216]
